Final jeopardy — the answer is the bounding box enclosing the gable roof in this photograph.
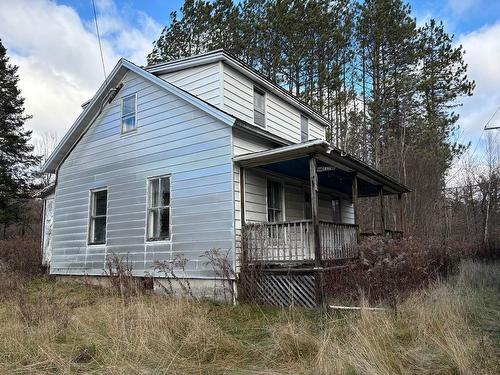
[42,59,236,173]
[146,50,331,129]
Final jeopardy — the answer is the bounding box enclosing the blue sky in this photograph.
[0,0,498,184]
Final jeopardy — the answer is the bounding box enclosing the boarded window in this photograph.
[89,189,108,245]
[253,87,265,127]
[121,94,137,133]
[267,180,283,222]
[301,115,309,142]
[147,176,171,241]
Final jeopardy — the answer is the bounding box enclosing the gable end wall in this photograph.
[51,70,234,278]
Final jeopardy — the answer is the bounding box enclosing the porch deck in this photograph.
[244,220,358,264]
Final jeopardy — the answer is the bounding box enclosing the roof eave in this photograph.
[234,141,410,194]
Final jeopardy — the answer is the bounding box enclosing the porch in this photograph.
[244,220,358,264]
[235,140,410,307]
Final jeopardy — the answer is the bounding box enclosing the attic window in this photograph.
[253,87,265,128]
[121,94,137,133]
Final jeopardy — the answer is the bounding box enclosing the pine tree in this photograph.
[0,39,39,236]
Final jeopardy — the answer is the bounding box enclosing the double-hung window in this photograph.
[88,189,108,245]
[147,176,171,241]
[121,94,137,133]
[332,199,341,222]
[267,179,283,222]
[301,115,309,142]
[253,87,265,128]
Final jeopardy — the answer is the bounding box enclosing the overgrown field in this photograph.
[0,260,498,374]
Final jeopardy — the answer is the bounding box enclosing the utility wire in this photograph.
[445,104,500,184]
[92,0,107,81]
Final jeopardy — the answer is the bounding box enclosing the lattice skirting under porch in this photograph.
[240,271,317,308]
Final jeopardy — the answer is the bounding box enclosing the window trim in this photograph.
[253,86,266,128]
[300,114,309,142]
[265,177,285,223]
[145,174,172,242]
[87,187,108,246]
[121,93,138,134]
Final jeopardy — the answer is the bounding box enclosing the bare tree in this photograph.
[33,131,58,187]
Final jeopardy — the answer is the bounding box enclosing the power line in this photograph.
[484,104,500,130]
[92,0,107,81]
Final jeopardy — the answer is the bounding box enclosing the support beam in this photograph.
[379,186,386,235]
[309,156,321,266]
[351,173,359,240]
[240,167,245,225]
[240,166,247,265]
[309,155,323,306]
[398,193,405,234]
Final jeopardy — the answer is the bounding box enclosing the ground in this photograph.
[0,260,498,374]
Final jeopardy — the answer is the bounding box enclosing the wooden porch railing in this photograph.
[319,221,358,260]
[243,220,358,263]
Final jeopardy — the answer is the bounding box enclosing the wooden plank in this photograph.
[351,173,359,242]
[398,193,405,234]
[309,156,321,265]
[379,186,386,234]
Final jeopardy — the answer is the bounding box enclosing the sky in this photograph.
[0,0,498,179]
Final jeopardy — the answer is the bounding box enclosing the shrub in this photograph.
[324,237,475,304]
[0,235,43,276]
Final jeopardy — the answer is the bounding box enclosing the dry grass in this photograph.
[0,260,498,374]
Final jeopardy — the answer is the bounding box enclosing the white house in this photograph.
[40,50,409,303]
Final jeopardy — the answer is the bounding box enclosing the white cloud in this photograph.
[445,22,500,186]
[456,22,500,146]
[0,0,161,145]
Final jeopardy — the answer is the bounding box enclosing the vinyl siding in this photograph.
[159,62,222,107]
[241,169,354,224]
[233,129,276,265]
[51,70,234,278]
[222,64,326,143]
[309,118,326,140]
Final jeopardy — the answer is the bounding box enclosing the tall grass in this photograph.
[0,260,498,374]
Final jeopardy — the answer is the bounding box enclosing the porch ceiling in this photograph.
[233,140,410,197]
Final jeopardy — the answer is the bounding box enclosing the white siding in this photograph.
[309,118,325,140]
[240,168,353,225]
[159,62,222,107]
[51,70,234,278]
[233,130,276,264]
[222,64,326,143]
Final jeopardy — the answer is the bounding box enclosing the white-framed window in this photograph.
[253,87,265,128]
[267,179,283,222]
[301,114,309,142]
[147,175,171,241]
[121,93,137,133]
[88,188,108,245]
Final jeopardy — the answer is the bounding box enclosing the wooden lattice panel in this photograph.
[252,273,316,308]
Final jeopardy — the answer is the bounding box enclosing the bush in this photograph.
[0,235,43,276]
[324,237,476,304]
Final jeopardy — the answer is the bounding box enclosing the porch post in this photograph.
[379,186,386,235]
[309,155,323,306]
[398,193,405,234]
[351,172,359,240]
[240,166,247,265]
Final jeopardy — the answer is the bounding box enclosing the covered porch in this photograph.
[235,140,410,267]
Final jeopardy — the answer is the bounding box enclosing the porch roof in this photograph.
[233,140,410,197]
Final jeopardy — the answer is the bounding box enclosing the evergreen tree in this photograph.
[0,39,39,235]
[147,0,475,238]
